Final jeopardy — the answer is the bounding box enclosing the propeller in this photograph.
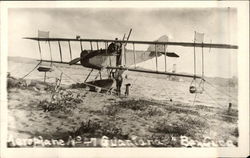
[69,50,89,65]
[124,28,132,47]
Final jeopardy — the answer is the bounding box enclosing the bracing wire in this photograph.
[21,60,42,79]
[52,63,80,83]
[192,92,198,106]
[52,63,117,95]
[203,89,224,107]
[205,80,237,101]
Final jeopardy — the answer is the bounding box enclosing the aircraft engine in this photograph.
[80,50,89,65]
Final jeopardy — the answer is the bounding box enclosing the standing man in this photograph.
[114,38,122,66]
[114,66,124,96]
[112,38,123,96]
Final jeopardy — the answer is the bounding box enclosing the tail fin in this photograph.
[147,35,169,52]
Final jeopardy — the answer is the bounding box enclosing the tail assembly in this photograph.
[147,35,179,58]
[147,35,169,54]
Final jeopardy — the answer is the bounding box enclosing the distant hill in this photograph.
[8,56,37,64]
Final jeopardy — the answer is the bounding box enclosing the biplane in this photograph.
[24,29,238,94]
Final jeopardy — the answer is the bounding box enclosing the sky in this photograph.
[8,8,238,78]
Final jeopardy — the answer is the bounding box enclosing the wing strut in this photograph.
[133,43,136,68]
[90,41,93,51]
[80,41,83,51]
[202,43,204,78]
[164,44,167,72]
[84,69,94,83]
[68,41,72,61]
[37,40,42,60]
[58,41,63,62]
[96,42,99,50]
[48,41,52,66]
[155,44,158,72]
[190,31,206,94]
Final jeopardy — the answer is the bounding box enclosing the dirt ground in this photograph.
[7,77,238,147]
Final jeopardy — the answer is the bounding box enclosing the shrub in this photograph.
[138,105,165,117]
[7,77,27,89]
[38,90,83,113]
[117,99,153,111]
[150,114,208,139]
[72,119,129,139]
[231,127,239,137]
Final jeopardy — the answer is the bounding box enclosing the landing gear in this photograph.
[84,69,94,83]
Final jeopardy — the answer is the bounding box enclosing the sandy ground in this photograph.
[7,77,238,147]
[6,57,238,147]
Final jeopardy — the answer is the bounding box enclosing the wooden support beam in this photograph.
[202,43,204,78]
[80,41,83,51]
[84,69,93,83]
[164,44,167,72]
[124,44,127,66]
[155,44,158,72]
[193,31,196,79]
[133,43,136,68]
[58,41,62,62]
[107,42,111,66]
[96,42,99,50]
[37,40,42,59]
[194,46,196,77]
[48,41,52,66]
[68,41,72,61]
[105,42,109,66]
[90,41,93,51]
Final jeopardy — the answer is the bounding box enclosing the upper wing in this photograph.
[24,36,237,80]
[24,37,238,49]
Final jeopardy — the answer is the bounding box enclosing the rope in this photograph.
[21,60,42,79]
[164,88,173,102]
[52,63,80,83]
[205,80,237,101]
[203,89,224,107]
[192,92,198,106]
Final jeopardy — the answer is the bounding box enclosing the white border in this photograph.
[1,1,249,158]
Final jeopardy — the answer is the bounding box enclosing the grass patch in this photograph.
[116,99,152,111]
[150,113,209,139]
[70,119,129,139]
[164,104,199,115]
[137,105,166,117]
[38,90,83,113]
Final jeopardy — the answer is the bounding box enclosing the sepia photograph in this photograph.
[0,1,249,158]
